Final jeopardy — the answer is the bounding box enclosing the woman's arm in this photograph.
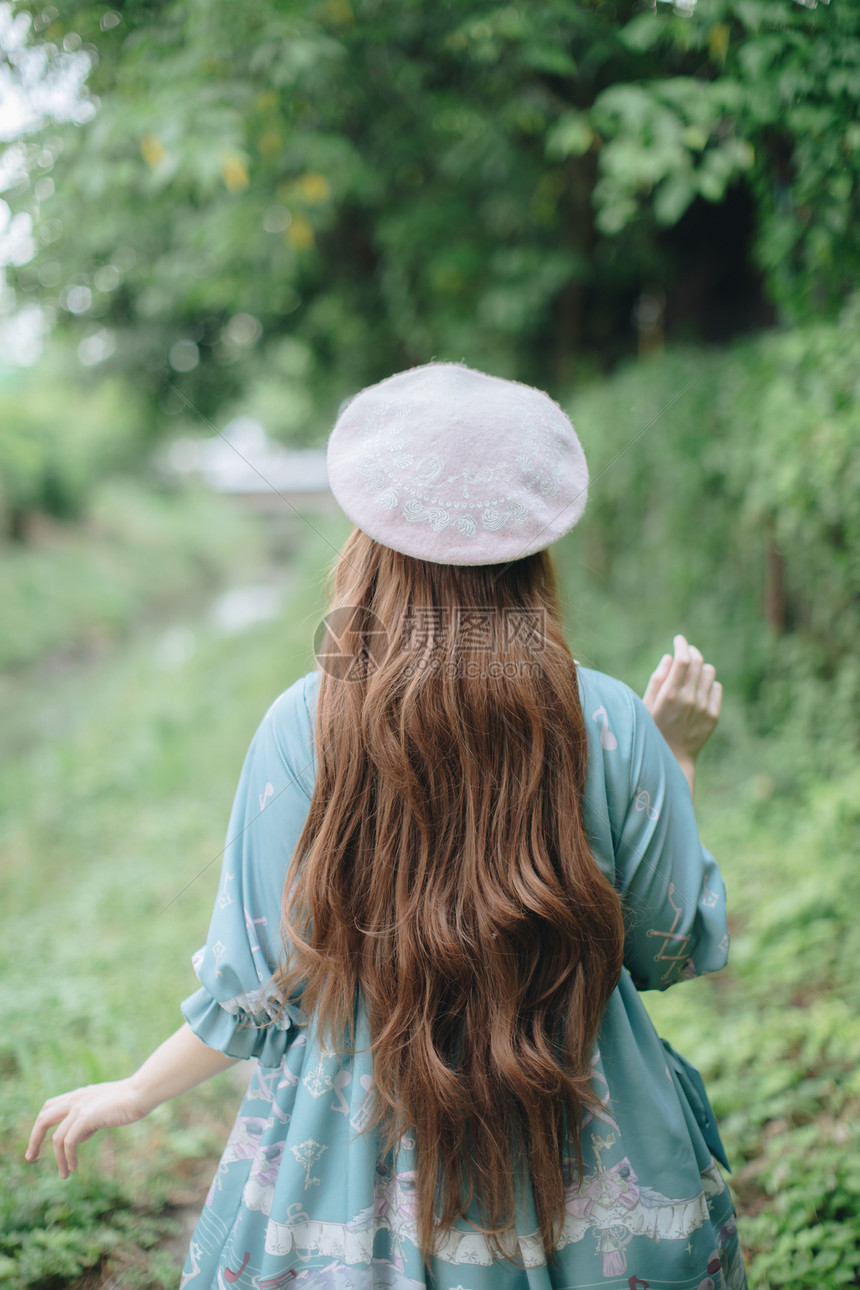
[642,633,722,799]
[614,680,729,992]
[26,1022,239,1178]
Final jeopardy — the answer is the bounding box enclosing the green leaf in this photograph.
[653,173,695,224]
[523,44,577,77]
[545,111,593,158]
[618,13,667,52]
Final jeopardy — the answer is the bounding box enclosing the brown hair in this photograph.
[275,528,624,1262]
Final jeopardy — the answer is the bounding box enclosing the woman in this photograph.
[27,363,746,1289]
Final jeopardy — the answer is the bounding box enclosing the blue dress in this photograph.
[180,667,747,1290]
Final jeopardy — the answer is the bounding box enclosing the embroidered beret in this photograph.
[326,362,588,566]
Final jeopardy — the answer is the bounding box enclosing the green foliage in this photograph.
[587,76,753,230]
[0,1164,178,1290]
[589,0,860,318]
[7,0,859,435]
[0,511,345,1288]
[562,296,860,764]
[558,312,860,1282]
[0,476,267,669]
[643,766,860,1290]
[740,1121,860,1290]
[0,339,146,536]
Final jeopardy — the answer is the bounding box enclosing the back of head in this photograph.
[276,528,625,1263]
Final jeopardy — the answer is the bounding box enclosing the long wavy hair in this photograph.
[275,527,624,1262]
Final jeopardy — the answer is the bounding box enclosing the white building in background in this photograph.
[164,417,332,509]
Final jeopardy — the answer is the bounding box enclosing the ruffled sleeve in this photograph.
[180,672,319,1066]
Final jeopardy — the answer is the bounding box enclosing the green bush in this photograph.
[645,766,860,1290]
[0,341,148,538]
[562,295,860,762]
[0,1164,179,1290]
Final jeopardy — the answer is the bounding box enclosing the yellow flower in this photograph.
[287,215,315,250]
[258,131,283,158]
[297,172,331,204]
[708,24,730,66]
[141,134,168,168]
[220,154,250,192]
[326,0,354,24]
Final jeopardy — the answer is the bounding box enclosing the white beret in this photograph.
[326,362,588,566]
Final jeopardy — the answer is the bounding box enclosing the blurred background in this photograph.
[1,2,858,1286]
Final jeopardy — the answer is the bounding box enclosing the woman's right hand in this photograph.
[25,1024,240,1178]
[25,1078,150,1178]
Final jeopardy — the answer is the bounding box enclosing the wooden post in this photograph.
[764,518,786,632]
[636,288,665,360]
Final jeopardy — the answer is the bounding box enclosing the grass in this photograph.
[645,764,860,1289]
[0,475,273,674]
[0,497,351,1289]
[1,493,857,1288]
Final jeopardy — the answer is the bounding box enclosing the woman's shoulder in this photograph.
[253,670,320,794]
[575,663,661,781]
[576,664,640,727]
[262,669,320,726]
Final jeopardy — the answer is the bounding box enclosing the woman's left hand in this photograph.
[642,634,722,772]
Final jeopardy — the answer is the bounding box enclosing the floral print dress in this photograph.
[179,666,747,1290]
